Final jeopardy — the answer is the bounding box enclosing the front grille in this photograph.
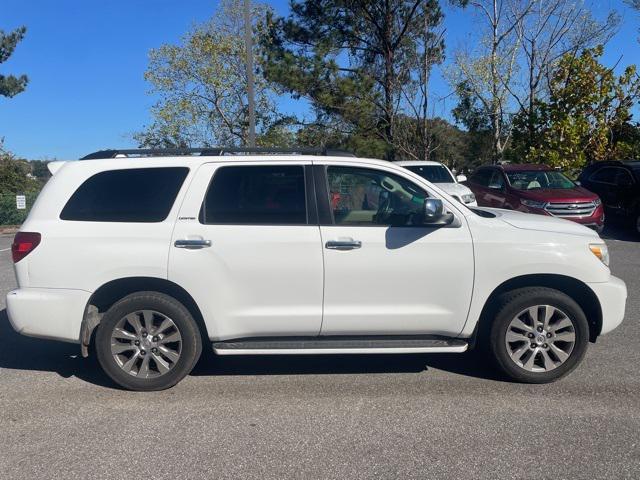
[545,201,596,217]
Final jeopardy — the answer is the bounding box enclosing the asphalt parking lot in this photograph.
[0,231,638,479]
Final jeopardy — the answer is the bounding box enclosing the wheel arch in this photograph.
[80,277,209,357]
[475,274,603,345]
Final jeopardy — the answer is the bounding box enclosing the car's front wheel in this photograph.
[488,287,589,383]
[95,291,202,391]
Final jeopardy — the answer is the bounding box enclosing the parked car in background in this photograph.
[395,161,477,206]
[465,164,605,232]
[578,160,640,236]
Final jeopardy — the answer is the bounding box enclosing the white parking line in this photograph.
[0,248,10,252]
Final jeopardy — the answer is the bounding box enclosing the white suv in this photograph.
[395,160,477,206]
[6,148,627,391]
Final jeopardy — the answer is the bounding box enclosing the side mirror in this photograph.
[423,198,454,226]
[456,174,467,183]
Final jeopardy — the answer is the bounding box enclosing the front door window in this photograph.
[327,166,428,226]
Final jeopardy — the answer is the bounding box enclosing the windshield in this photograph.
[406,165,455,183]
[506,170,575,190]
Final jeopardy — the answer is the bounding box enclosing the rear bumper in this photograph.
[6,288,91,343]
[588,275,627,336]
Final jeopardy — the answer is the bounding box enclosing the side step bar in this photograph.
[212,336,468,355]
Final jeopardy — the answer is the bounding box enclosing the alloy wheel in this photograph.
[504,305,576,373]
[110,310,182,378]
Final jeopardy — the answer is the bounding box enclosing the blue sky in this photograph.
[0,0,638,160]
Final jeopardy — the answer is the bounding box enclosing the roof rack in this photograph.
[80,147,355,160]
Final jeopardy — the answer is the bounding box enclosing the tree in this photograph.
[135,0,290,148]
[608,121,640,161]
[449,0,535,163]
[394,3,446,161]
[0,26,28,99]
[295,118,390,159]
[513,46,640,170]
[626,0,640,42]
[261,0,448,160]
[29,159,52,184]
[451,82,495,166]
[0,142,39,194]
[510,0,619,150]
[449,1,619,163]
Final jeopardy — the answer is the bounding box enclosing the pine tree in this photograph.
[0,27,28,99]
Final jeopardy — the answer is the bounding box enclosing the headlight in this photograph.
[589,243,610,266]
[462,193,475,204]
[593,198,602,207]
[521,199,547,209]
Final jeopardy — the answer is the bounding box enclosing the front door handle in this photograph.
[325,240,362,250]
[174,239,212,249]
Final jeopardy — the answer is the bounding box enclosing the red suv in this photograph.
[465,164,605,232]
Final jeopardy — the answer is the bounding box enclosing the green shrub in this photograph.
[0,192,40,226]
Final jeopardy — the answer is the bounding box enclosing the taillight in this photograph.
[12,232,41,263]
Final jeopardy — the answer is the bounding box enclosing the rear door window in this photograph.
[60,167,189,222]
[589,167,617,184]
[613,168,635,186]
[200,165,307,225]
[469,169,492,187]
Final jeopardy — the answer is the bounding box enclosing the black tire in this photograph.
[96,291,202,391]
[487,287,589,384]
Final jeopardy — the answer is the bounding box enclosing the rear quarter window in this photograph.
[60,167,189,222]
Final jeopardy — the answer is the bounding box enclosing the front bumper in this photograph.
[551,205,605,230]
[6,288,91,343]
[523,205,605,230]
[588,275,627,336]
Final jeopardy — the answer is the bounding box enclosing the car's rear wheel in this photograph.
[488,287,589,383]
[96,292,202,391]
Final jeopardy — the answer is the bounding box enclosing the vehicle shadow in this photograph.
[601,223,638,242]
[191,349,504,382]
[0,308,504,388]
[0,308,115,387]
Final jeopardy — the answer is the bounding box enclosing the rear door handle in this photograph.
[174,239,212,249]
[325,240,362,250]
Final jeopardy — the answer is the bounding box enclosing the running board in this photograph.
[212,336,468,355]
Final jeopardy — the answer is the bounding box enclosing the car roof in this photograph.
[585,160,624,168]
[394,161,445,167]
[57,154,412,176]
[581,160,640,174]
[498,164,554,172]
